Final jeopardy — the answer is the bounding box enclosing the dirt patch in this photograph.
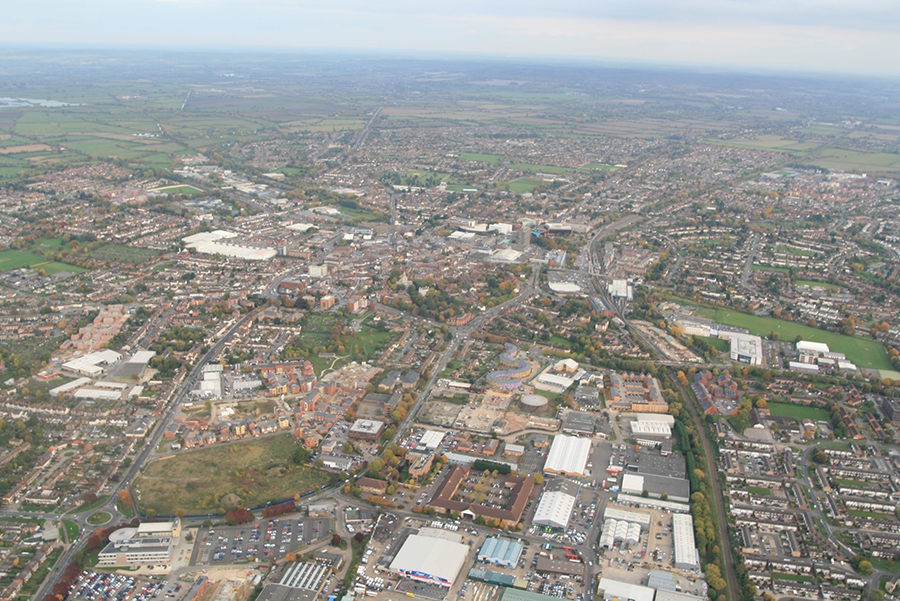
[0,144,52,154]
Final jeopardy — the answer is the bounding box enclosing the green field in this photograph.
[848,509,896,520]
[771,572,813,583]
[777,245,815,257]
[0,249,84,274]
[507,179,543,193]
[509,163,584,174]
[767,402,831,422]
[87,244,161,265]
[87,511,111,525]
[747,486,772,496]
[132,433,332,516]
[582,162,620,171]
[716,309,892,371]
[699,336,729,352]
[61,519,79,542]
[751,264,790,273]
[707,135,818,156]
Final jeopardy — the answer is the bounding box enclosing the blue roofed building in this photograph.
[478,537,524,568]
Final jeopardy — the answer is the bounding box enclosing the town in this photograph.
[0,52,898,601]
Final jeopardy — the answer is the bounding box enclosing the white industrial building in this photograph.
[672,513,700,570]
[388,533,470,587]
[49,377,91,397]
[598,578,656,601]
[544,435,592,477]
[630,421,672,439]
[62,350,123,377]
[74,388,122,401]
[532,479,579,529]
[598,519,642,549]
[718,331,763,366]
[608,280,633,301]
[418,430,446,452]
[603,507,652,529]
[182,230,276,261]
[535,372,575,391]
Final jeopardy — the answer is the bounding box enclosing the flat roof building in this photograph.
[672,513,699,570]
[348,419,386,441]
[388,534,469,587]
[478,537,524,567]
[598,578,655,601]
[718,331,763,366]
[533,479,579,530]
[544,435,591,477]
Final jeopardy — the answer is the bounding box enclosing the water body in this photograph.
[0,97,81,108]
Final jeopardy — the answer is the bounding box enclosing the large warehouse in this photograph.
[533,479,579,530]
[672,514,700,570]
[389,534,470,587]
[543,435,592,477]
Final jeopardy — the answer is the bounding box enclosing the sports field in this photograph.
[132,433,332,516]
[716,309,892,371]
[767,402,831,422]
[0,249,86,274]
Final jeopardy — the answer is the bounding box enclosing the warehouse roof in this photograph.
[389,534,469,585]
[544,435,591,477]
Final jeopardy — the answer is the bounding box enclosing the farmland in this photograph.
[715,309,892,372]
[131,433,332,516]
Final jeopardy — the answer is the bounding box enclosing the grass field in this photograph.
[699,336,729,352]
[767,401,831,422]
[132,434,332,516]
[0,249,86,273]
[715,309,892,371]
[61,519,79,542]
[848,509,896,520]
[794,280,839,290]
[509,163,584,174]
[507,179,543,193]
[87,244,161,265]
[747,486,772,496]
[87,511,111,525]
[707,135,818,156]
[751,264,791,273]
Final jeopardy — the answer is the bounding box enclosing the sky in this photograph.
[2,0,899,77]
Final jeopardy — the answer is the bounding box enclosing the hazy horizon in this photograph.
[1,0,899,79]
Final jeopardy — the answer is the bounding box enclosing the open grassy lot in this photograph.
[509,162,585,174]
[767,402,831,422]
[132,433,332,516]
[87,244,161,265]
[794,280,839,290]
[699,336,729,352]
[707,135,818,156]
[0,249,86,273]
[747,486,772,496]
[507,179,543,193]
[716,309,892,371]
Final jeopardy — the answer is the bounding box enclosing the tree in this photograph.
[533,473,544,485]
[857,560,873,575]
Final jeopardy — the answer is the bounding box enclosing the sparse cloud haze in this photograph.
[2,0,898,76]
